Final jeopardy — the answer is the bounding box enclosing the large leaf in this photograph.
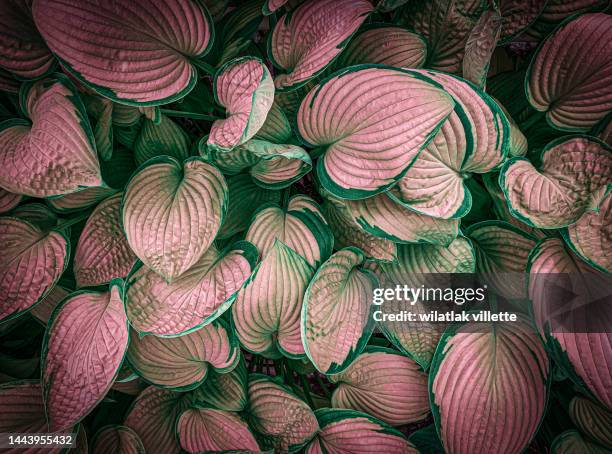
[91,425,145,454]
[124,386,190,454]
[302,408,417,453]
[134,115,190,166]
[126,242,257,336]
[0,76,102,197]
[32,0,213,105]
[245,195,333,268]
[233,240,314,358]
[430,318,549,454]
[42,280,129,431]
[330,347,429,426]
[569,396,612,449]
[462,9,502,88]
[563,184,611,272]
[246,374,319,451]
[0,217,68,323]
[74,193,137,288]
[269,0,373,90]
[372,237,476,369]
[297,66,454,199]
[390,70,509,219]
[208,57,274,152]
[526,13,612,131]
[500,136,612,228]
[122,157,228,282]
[302,248,377,374]
[126,320,239,390]
[465,221,536,300]
[336,25,427,68]
[177,408,260,453]
[193,356,248,412]
[0,0,54,79]
[528,238,612,408]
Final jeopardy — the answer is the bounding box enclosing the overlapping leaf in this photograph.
[0,188,22,214]
[569,397,612,449]
[463,9,502,88]
[298,66,454,198]
[193,357,248,412]
[33,0,213,105]
[134,115,190,166]
[30,285,70,325]
[550,430,609,454]
[92,426,145,454]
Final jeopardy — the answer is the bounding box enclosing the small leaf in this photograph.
[134,115,190,166]
[92,425,145,454]
[463,9,502,88]
[569,396,612,449]
[0,188,22,214]
[551,430,610,454]
[47,187,117,214]
[254,101,293,144]
[30,285,70,325]
[193,356,248,412]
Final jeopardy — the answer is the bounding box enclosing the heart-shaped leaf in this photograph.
[122,157,228,282]
[465,221,536,300]
[526,13,612,131]
[126,241,257,337]
[430,318,549,454]
[233,240,314,358]
[42,280,129,431]
[74,193,137,288]
[463,9,502,88]
[33,0,213,105]
[177,408,260,453]
[302,248,377,374]
[30,285,70,325]
[126,319,239,390]
[336,25,427,68]
[208,57,274,152]
[124,386,191,454]
[345,193,459,245]
[569,396,612,449]
[563,184,611,272]
[0,76,102,197]
[301,408,417,453]
[528,238,612,408]
[330,347,430,426]
[134,115,190,166]
[500,136,612,228]
[297,66,454,199]
[269,0,373,90]
[0,217,69,323]
[390,70,509,219]
[92,426,145,454]
[245,195,333,268]
[246,374,319,451]
[0,0,54,79]
[371,237,476,369]
[193,356,248,412]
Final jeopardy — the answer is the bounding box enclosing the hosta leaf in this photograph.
[298,66,454,199]
[500,136,612,228]
[322,201,397,262]
[0,68,20,93]
[233,240,314,358]
[336,25,427,68]
[526,13,612,131]
[92,426,145,454]
[193,356,248,412]
[372,237,476,369]
[263,0,289,15]
[430,318,549,454]
[302,248,377,374]
[563,185,611,272]
[126,242,256,336]
[346,192,459,245]
[47,187,117,214]
[134,115,190,166]
[124,386,191,454]
[269,0,373,90]
[0,0,54,79]
[246,374,319,451]
[33,0,213,105]
[463,10,502,88]
[0,217,68,323]
[30,285,70,325]
[330,347,430,426]
[254,101,293,144]
[551,430,610,454]
[74,193,137,288]
[465,221,536,300]
[218,174,281,239]
[42,280,129,431]
[208,57,274,152]
[569,396,612,449]
[390,70,509,219]
[528,238,612,408]
[0,188,22,214]
[92,98,113,161]
[126,320,239,390]
[302,408,417,453]
[497,0,547,43]
[178,408,260,453]
[11,203,58,230]
[0,76,102,197]
[122,157,228,282]
[245,195,333,268]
